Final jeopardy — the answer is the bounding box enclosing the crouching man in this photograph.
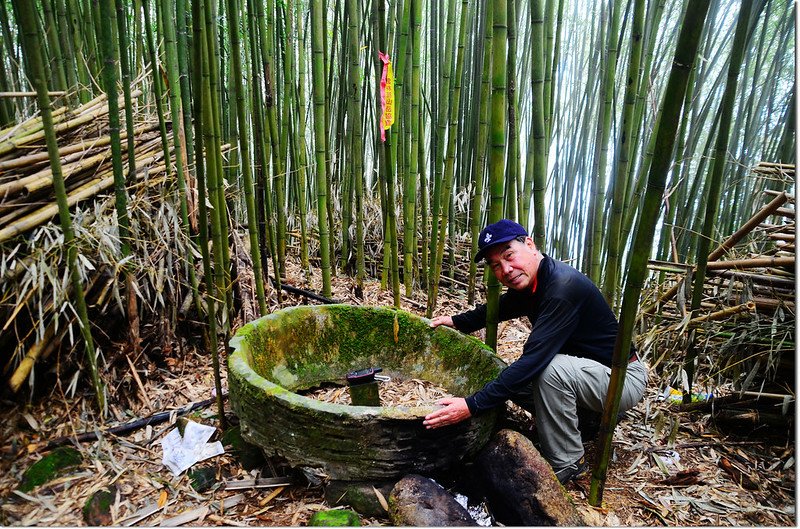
[423,219,647,483]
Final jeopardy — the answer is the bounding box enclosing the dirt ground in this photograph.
[0,262,795,526]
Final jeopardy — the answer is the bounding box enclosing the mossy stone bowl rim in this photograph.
[228,304,505,419]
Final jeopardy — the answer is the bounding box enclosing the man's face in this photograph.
[485,238,540,291]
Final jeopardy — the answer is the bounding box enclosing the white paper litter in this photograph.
[160,420,224,476]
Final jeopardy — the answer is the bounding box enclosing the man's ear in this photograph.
[526,237,536,250]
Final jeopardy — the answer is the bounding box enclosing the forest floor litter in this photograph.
[0,258,794,526]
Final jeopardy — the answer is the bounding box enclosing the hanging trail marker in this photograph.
[379,52,395,142]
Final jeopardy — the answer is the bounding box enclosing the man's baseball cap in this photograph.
[474,219,528,262]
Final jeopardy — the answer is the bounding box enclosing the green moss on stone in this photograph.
[83,488,115,525]
[20,446,82,492]
[308,509,361,526]
[188,466,218,492]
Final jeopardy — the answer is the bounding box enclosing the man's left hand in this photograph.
[423,398,471,429]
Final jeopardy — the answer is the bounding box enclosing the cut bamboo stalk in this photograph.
[707,192,789,261]
[705,256,794,270]
[751,297,795,310]
[0,121,159,172]
[0,172,117,243]
[0,90,141,158]
[710,269,795,288]
[0,91,67,97]
[689,301,755,325]
[644,191,790,314]
[764,188,795,200]
[8,321,55,393]
[0,105,71,143]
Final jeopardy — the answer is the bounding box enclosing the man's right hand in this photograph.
[429,315,454,328]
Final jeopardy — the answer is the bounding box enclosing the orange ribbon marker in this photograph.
[379,51,395,142]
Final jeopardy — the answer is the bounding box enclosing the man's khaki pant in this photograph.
[511,353,648,470]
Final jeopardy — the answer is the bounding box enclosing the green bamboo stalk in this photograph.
[467,0,492,305]
[1,0,24,115]
[546,0,564,140]
[428,0,469,314]
[683,0,754,402]
[293,0,311,276]
[504,0,518,222]
[55,0,78,104]
[374,0,401,307]
[175,0,194,177]
[161,0,203,314]
[96,0,132,259]
[484,0,507,350]
[397,0,414,296]
[408,0,424,293]
[202,0,233,326]
[602,0,646,308]
[588,0,621,286]
[114,0,136,183]
[225,0,267,314]
[192,0,225,430]
[13,0,105,413]
[527,0,546,246]
[42,0,68,92]
[0,9,13,126]
[90,0,103,79]
[428,0,457,267]
[588,0,711,505]
[258,0,287,280]
[346,0,365,291]
[249,0,280,301]
[141,0,171,172]
[65,0,90,102]
[311,0,332,297]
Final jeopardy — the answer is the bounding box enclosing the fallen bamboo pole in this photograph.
[8,321,56,393]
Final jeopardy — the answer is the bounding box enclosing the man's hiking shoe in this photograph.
[554,456,588,484]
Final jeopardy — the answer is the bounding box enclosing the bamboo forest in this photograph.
[0,0,795,525]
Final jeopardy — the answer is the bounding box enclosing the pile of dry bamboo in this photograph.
[639,173,795,427]
[0,92,177,397]
[0,92,167,243]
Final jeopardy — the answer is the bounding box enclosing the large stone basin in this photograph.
[228,304,506,481]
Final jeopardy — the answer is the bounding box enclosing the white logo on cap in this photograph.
[484,233,492,243]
